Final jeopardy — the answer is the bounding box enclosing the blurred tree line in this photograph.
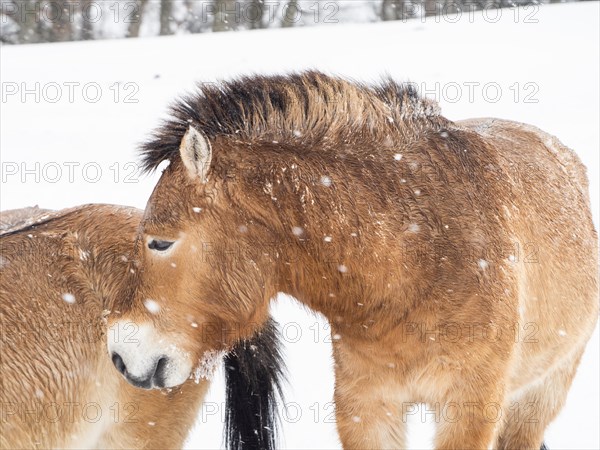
[0,0,580,44]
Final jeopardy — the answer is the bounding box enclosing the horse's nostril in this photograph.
[111,352,127,376]
[153,356,169,388]
[111,352,169,389]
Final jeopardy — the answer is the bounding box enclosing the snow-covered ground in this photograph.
[1,2,598,448]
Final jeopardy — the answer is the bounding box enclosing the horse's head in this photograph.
[107,127,276,389]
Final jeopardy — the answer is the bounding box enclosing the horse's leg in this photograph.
[495,349,583,450]
[333,371,408,449]
[98,378,209,449]
[335,391,408,449]
[433,370,507,450]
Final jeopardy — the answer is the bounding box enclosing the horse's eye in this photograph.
[148,239,174,252]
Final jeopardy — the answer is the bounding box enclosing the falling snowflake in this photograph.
[144,299,161,314]
[62,293,76,304]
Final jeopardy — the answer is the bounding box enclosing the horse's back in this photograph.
[458,118,592,212]
[0,205,52,232]
[458,118,598,390]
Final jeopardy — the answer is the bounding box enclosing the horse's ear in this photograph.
[179,126,212,182]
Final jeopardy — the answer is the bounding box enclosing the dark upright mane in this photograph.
[139,71,448,173]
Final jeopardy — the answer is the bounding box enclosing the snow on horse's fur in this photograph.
[113,72,598,449]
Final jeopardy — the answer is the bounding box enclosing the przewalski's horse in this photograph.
[0,204,284,450]
[108,72,598,449]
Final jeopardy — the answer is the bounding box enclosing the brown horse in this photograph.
[108,72,599,449]
[0,205,284,449]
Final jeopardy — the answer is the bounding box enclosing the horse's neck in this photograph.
[248,201,398,330]
[236,158,422,336]
[65,233,132,312]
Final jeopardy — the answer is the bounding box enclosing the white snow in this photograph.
[192,350,225,384]
[1,2,598,449]
[320,175,332,187]
[143,299,161,314]
[61,293,76,304]
[408,223,420,233]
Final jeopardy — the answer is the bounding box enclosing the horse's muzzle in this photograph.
[111,351,169,389]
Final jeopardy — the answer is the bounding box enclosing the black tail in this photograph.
[540,443,549,450]
[224,318,286,450]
